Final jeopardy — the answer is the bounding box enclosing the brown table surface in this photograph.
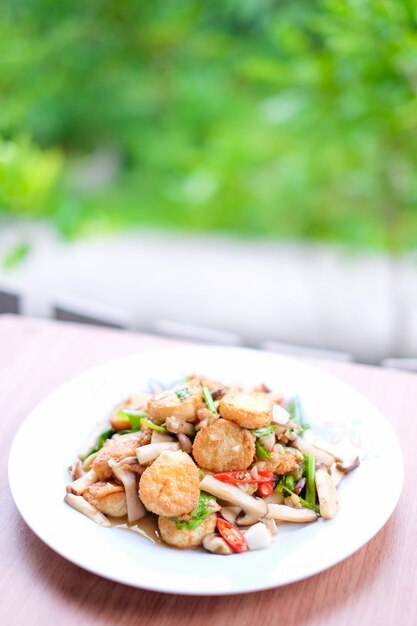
[1,315,416,626]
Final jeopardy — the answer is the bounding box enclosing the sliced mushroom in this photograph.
[177,433,193,453]
[108,457,146,522]
[136,442,179,465]
[199,474,268,521]
[315,468,339,520]
[151,430,175,444]
[266,503,317,523]
[203,533,233,555]
[70,459,84,480]
[330,462,345,488]
[220,506,241,524]
[66,468,99,495]
[294,436,335,467]
[165,416,196,436]
[337,456,360,474]
[64,493,112,527]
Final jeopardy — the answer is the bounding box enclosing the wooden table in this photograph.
[2,315,415,626]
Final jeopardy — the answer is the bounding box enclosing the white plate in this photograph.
[8,346,403,595]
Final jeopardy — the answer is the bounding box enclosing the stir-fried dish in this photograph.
[65,376,359,555]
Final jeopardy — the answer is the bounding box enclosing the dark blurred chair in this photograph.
[0,289,21,315]
[261,340,353,362]
[153,319,243,346]
[380,358,417,373]
[52,294,134,330]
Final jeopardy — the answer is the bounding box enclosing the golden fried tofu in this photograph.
[147,379,203,424]
[219,392,273,429]
[110,392,152,431]
[83,481,127,517]
[139,450,200,517]
[92,432,150,480]
[192,418,255,472]
[158,513,217,548]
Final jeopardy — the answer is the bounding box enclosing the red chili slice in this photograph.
[257,480,274,498]
[217,517,248,553]
[213,470,274,484]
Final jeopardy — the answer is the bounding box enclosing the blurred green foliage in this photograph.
[1,0,417,250]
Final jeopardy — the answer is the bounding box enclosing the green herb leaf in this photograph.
[201,383,216,413]
[250,425,276,439]
[173,492,216,530]
[274,478,320,514]
[140,417,168,432]
[287,396,310,437]
[83,427,113,460]
[176,386,190,400]
[255,440,272,459]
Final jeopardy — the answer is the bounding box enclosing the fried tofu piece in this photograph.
[192,418,255,472]
[110,392,152,431]
[139,450,200,517]
[92,432,150,480]
[83,481,127,517]
[158,513,217,548]
[219,392,273,429]
[147,379,203,423]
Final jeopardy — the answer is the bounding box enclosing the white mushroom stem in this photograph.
[165,415,196,436]
[330,462,345,488]
[136,442,179,465]
[266,503,317,523]
[307,437,343,461]
[70,459,84,480]
[66,469,99,495]
[294,436,335,467]
[108,458,146,523]
[151,430,175,444]
[64,493,112,527]
[199,474,268,519]
[315,468,339,520]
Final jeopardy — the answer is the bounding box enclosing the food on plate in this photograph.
[65,376,359,554]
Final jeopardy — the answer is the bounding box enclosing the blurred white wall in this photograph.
[1,220,416,363]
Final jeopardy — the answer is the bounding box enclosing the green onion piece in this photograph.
[83,427,113,460]
[140,417,168,433]
[255,440,272,459]
[250,425,276,439]
[275,482,320,514]
[173,492,216,530]
[284,474,295,490]
[119,409,147,430]
[304,453,316,507]
[176,386,190,400]
[201,383,216,413]
[119,409,168,433]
